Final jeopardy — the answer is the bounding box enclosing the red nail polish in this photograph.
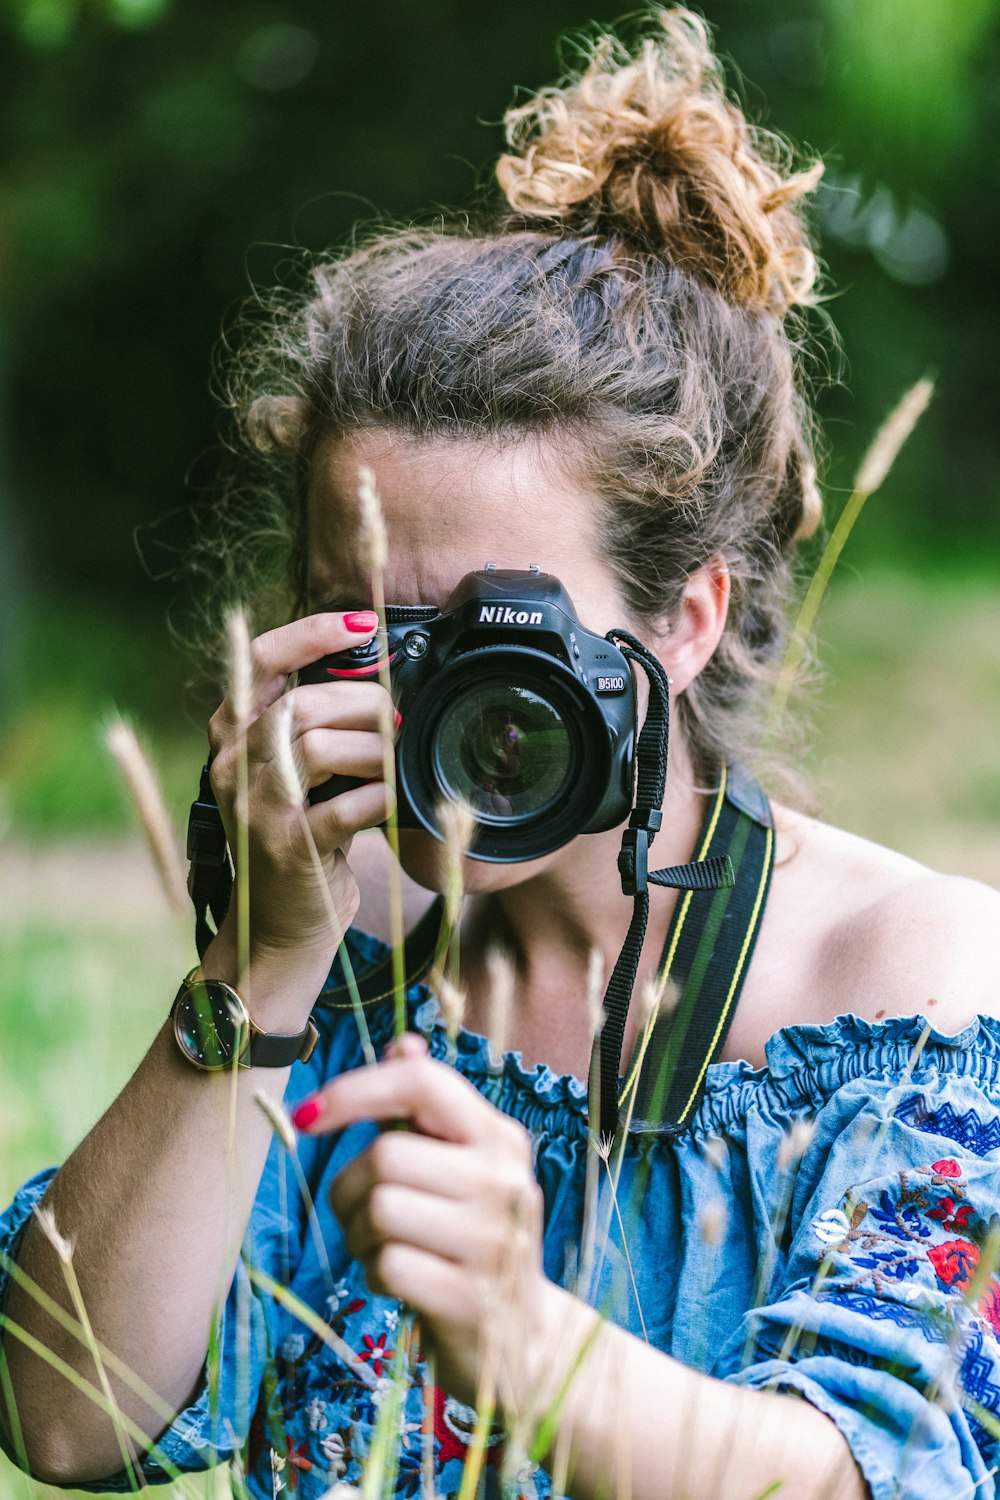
[393,709,403,733]
[344,610,379,634]
[292,1097,321,1131]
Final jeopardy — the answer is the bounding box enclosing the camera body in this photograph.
[297,567,637,862]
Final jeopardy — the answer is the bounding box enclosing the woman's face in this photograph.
[306,427,645,891]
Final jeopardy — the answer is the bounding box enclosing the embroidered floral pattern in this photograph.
[816,1161,1000,1339]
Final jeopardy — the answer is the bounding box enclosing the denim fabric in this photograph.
[3,925,1000,1499]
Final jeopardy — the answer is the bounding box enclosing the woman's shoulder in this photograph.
[765,803,1000,1035]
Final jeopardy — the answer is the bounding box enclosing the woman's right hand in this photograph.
[203,610,395,1003]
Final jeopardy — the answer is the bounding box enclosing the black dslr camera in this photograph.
[298,567,637,863]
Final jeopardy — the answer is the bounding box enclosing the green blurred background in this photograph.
[0,0,998,1490]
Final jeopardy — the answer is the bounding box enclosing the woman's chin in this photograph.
[395,828,553,894]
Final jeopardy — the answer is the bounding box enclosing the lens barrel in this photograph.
[398,648,618,862]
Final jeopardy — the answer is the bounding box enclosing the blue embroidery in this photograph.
[870,1189,932,1241]
[816,1289,950,1345]
[895,1094,1000,1157]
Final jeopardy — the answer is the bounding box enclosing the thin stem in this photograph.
[0,1314,201,1495]
[600,1156,648,1343]
[56,1255,140,1491]
[372,574,407,1037]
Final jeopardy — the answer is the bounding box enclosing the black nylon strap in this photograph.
[625,764,774,1135]
[593,632,735,1147]
[187,762,232,961]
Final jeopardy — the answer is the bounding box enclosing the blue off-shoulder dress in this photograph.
[4,926,1000,1500]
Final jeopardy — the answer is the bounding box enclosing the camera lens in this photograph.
[435,681,573,823]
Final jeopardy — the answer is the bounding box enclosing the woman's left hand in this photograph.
[293,1034,551,1409]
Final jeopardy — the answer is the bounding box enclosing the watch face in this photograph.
[174,982,249,1070]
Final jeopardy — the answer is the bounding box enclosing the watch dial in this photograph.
[175,984,247,1069]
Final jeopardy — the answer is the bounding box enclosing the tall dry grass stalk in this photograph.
[104,718,187,916]
[273,696,376,1067]
[357,464,408,1038]
[483,947,515,1069]
[768,376,934,734]
[435,796,476,983]
[33,1205,140,1491]
[227,609,254,990]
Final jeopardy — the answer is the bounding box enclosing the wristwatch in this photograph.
[170,968,319,1071]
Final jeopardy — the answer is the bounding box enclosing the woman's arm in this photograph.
[312,1037,870,1500]
[1,611,393,1485]
[529,1283,868,1500]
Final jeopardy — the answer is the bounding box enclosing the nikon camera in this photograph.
[297,566,637,863]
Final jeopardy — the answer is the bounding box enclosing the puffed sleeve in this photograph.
[0,1113,311,1490]
[719,1029,1000,1500]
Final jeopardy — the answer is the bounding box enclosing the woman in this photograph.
[2,10,999,1499]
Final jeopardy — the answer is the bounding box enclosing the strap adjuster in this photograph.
[186,798,229,867]
[618,827,649,897]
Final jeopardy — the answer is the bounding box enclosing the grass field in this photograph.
[0,567,997,1497]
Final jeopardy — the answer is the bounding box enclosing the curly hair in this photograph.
[218,7,827,787]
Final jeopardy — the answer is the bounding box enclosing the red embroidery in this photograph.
[932,1158,962,1178]
[285,1439,313,1491]
[980,1282,1000,1339]
[927,1238,980,1291]
[359,1332,394,1378]
[926,1197,974,1232]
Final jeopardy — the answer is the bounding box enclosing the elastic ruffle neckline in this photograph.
[327,928,1000,1141]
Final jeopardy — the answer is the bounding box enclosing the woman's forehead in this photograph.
[306,429,605,608]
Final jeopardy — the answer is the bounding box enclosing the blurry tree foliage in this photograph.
[0,0,997,654]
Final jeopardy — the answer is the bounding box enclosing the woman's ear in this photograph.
[650,555,730,695]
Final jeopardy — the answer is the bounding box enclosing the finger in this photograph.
[329,1130,492,1226]
[343,1182,498,1267]
[295,1054,527,1149]
[255,728,384,796]
[240,683,390,775]
[210,612,380,748]
[382,1033,428,1062]
[341,1175,541,1273]
[279,682,391,738]
[305,780,395,844]
[364,1242,472,1322]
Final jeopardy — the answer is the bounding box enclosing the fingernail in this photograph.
[344,610,379,634]
[291,1097,322,1131]
[393,709,403,733]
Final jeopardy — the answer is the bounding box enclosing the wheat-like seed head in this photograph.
[357,465,388,573]
[227,608,254,733]
[436,796,476,915]
[777,1117,816,1172]
[853,378,934,498]
[702,1134,729,1173]
[592,1131,614,1162]
[104,717,188,915]
[255,1089,298,1153]
[585,946,606,1039]
[697,1198,728,1245]
[431,966,468,1040]
[33,1204,74,1264]
[485,946,516,1063]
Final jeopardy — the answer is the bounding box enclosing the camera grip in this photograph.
[307,771,369,806]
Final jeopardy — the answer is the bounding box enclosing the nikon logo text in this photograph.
[478,606,544,626]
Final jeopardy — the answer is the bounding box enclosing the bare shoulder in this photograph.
[769,803,1000,1033]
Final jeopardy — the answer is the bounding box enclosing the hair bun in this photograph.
[496,7,822,316]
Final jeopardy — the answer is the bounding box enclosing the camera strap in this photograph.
[187,761,233,961]
[592,631,769,1147]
